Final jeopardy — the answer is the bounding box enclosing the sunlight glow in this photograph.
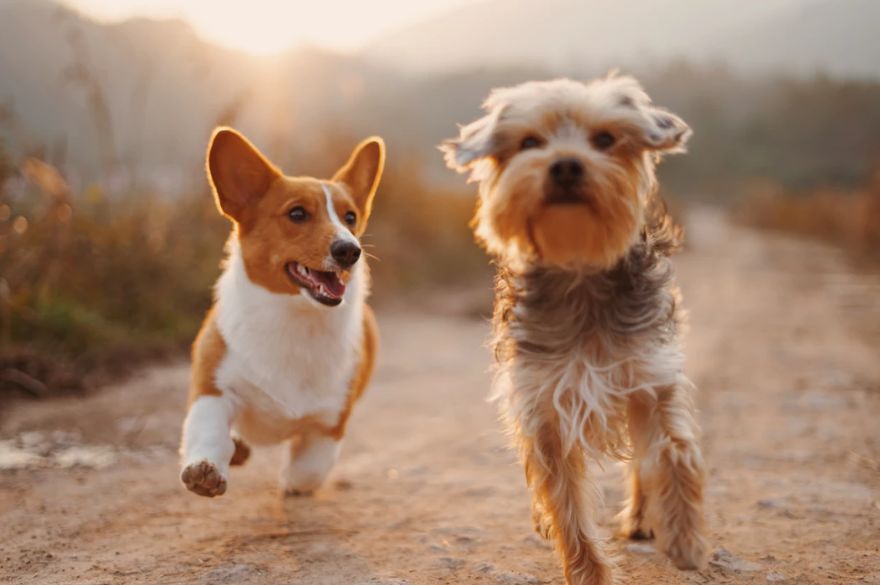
[61,0,480,55]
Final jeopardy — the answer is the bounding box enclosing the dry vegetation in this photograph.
[735,170,880,266]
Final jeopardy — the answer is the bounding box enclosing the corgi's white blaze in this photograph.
[321,183,359,270]
[321,183,358,244]
[214,239,366,439]
[281,435,342,493]
[180,394,237,475]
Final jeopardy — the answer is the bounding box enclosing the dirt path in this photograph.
[1,209,879,585]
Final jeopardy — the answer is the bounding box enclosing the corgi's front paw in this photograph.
[181,460,227,497]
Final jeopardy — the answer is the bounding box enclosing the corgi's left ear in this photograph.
[207,127,281,221]
[333,137,385,221]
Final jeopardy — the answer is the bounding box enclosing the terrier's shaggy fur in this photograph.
[442,75,708,585]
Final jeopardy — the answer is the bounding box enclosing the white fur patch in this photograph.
[321,182,359,270]
[281,436,342,492]
[495,340,685,459]
[180,394,237,474]
[214,240,366,442]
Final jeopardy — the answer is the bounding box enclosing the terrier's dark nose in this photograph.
[331,240,361,268]
[549,158,584,187]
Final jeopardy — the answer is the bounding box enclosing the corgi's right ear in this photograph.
[206,127,281,220]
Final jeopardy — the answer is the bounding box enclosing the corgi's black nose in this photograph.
[331,240,361,268]
[549,158,584,187]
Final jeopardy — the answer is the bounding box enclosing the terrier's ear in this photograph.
[608,76,691,153]
[636,107,691,153]
[440,104,505,173]
[207,127,281,220]
[332,137,385,222]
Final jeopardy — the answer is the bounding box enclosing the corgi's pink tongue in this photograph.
[313,271,345,298]
[288,262,347,304]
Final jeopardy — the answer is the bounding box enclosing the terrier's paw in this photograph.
[566,557,615,585]
[617,506,653,541]
[181,460,227,497]
[531,501,553,540]
[663,530,709,570]
[618,516,654,541]
[627,527,654,541]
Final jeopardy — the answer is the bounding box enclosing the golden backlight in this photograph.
[62,0,479,55]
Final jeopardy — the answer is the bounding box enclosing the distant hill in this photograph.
[0,0,398,186]
[363,0,880,79]
[0,0,878,194]
[702,0,880,78]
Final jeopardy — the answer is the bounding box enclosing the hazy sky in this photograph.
[60,0,480,55]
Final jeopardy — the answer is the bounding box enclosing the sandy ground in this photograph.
[1,209,879,585]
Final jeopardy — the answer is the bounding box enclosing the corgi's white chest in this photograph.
[214,242,365,422]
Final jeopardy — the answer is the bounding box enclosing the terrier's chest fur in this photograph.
[491,221,686,455]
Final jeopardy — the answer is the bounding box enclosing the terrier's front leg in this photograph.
[180,394,237,497]
[281,433,341,496]
[618,397,653,541]
[521,427,614,585]
[627,380,708,570]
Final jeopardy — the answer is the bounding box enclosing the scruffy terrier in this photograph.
[442,75,708,584]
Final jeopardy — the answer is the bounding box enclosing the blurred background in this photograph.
[1,4,879,583]
[1,0,879,396]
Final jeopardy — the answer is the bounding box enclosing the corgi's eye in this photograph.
[288,206,309,223]
[520,136,542,150]
[592,131,616,150]
[344,211,356,226]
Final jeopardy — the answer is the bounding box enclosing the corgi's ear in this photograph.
[333,137,385,221]
[206,127,281,220]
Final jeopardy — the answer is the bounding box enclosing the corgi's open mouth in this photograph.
[286,262,345,306]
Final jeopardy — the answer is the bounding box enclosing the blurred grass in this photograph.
[0,138,486,398]
[368,160,488,296]
[734,170,880,265]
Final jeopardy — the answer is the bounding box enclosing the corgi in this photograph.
[179,127,384,497]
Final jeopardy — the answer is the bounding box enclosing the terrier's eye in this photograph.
[344,211,357,226]
[592,131,616,150]
[288,206,309,223]
[520,136,542,151]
